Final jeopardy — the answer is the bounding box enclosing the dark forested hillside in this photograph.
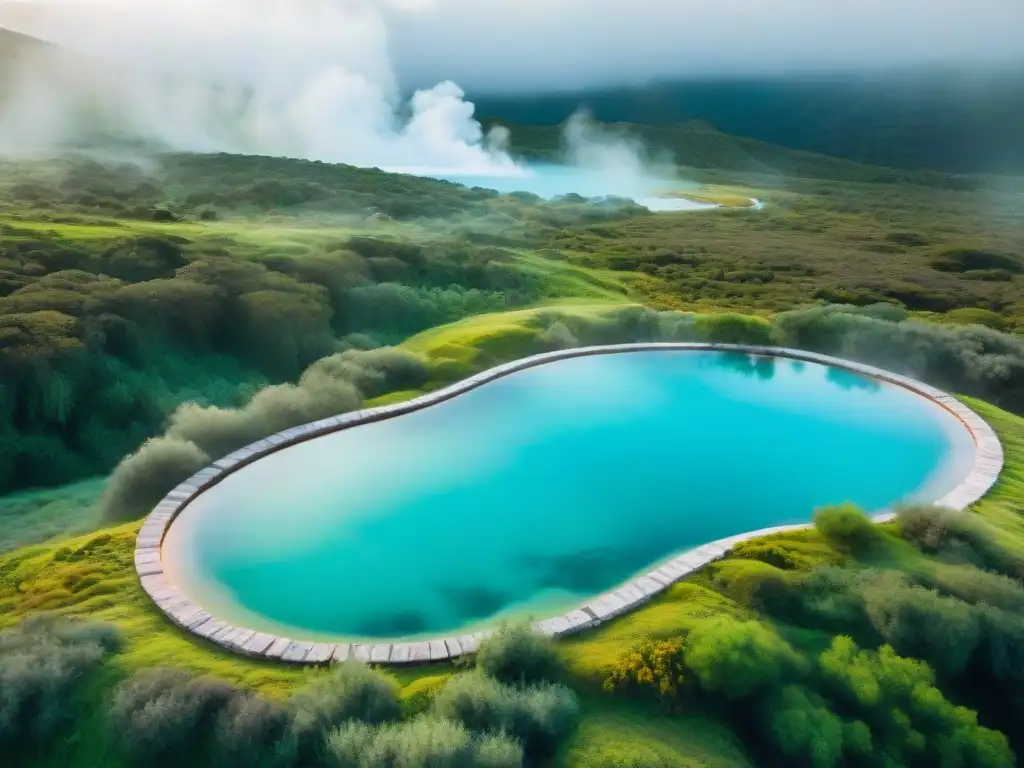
[474,68,1024,175]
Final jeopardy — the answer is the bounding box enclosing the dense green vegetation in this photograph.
[1,133,1023,767]
[0,152,640,503]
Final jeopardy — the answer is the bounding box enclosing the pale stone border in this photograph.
[136,344,1004,665]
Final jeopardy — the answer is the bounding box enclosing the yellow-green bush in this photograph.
[602,637,687,705]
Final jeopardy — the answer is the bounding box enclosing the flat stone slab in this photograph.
[135,343,1005,665]
[194,619,229,640]
[265,637,292,659]
[242,633,276,655]
[443,637,463,657]
[428,641,449,661]
[408,642,431,662]
[281,641,314,662]
[389,644,413,663]
[306,643,336,664]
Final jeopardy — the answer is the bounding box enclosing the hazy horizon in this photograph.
[1,0,1021,172]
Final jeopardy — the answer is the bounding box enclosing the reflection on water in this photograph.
[827,367,882,393]
[718,352,777,380]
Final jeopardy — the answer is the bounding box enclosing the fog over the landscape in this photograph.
[0,0,1021,171]
[379,0,1024,92]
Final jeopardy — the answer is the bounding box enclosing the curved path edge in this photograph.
[135,343,1005,665]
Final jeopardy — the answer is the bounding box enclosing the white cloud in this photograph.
[1,0,1020,167]
[0,0,518,171]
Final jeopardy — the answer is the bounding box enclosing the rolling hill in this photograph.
[474,70,1024,175]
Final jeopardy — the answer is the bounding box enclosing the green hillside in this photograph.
[474,70,1024,175]
[487,118,976,188]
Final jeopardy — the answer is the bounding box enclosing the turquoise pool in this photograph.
[162,350,973,641]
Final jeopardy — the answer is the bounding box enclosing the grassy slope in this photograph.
[0,478,104,554]
[2,308,1022,766]
[552,176,1024,321]
[487,118,982,186]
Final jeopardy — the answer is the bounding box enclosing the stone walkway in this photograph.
[135,343,1004,665]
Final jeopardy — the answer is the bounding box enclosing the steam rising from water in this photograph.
[0,0,697,208]
[0,0,520,173]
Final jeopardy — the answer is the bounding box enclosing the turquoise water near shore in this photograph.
[425,164,719,212]
[162,351,973,641]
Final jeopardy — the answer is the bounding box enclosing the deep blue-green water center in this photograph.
[163,351,973,641]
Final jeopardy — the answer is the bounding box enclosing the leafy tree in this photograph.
[817,636,1012,768]
[763,685,851,768]
[683,619,802,700]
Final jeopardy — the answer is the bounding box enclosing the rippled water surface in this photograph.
[163,351,973,641]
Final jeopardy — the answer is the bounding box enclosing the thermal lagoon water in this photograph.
[162,351,973,642]
[422,164,721,212]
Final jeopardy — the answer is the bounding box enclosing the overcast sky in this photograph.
[2,0,1022,169]
[3,0,1023,94]
[379,0,1024,92]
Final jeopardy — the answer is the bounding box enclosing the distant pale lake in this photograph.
[423,164,720,211]
[162,351,972,642]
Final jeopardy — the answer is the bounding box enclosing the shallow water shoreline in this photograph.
[137,344,1003,666]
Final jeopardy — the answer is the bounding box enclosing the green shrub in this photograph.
[683,619,802,700]
[110,669,238,767]
[540,320,579,349]
[327,716,523,768]
[98,436,210,522]
[213,693,302,768]
[111,668,328,768]
[0,615,121,753]
[921,563,1024,613]
[813,504,880,552]
[325,721,375,766]
[290,660,400,730]
[861,581,982,676]
[817,636,1012,768]
[602,637,687,705]
[896,505,1024,579]
[706,558,791,606]
[896,504,957,552]
[167,348,428,460]
[432,672,579,758]
[476,624,564,686]
[763,685,849,768]
[695,312,773,345]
